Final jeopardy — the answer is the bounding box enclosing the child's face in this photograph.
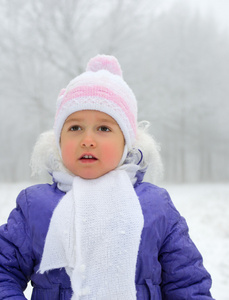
[60,110,125,179]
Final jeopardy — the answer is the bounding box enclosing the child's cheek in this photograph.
[102,142,122,163]
[61,140,76,160]
[103,146,115,160]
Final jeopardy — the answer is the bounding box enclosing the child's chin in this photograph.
[78,170,112,180]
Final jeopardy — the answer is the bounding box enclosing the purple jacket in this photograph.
[0,180,213,299]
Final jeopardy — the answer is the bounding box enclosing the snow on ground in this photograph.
[0,182,228,299]
[164,183,229,300]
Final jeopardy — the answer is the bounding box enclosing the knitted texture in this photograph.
[39,169,144,300]
[54,55,137,150]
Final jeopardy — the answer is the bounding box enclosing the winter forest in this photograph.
[0,0,229,183]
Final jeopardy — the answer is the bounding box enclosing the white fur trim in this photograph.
[30,130,71,177]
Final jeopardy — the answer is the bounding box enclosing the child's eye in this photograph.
[98,126,111,132]
[69,125,82,131]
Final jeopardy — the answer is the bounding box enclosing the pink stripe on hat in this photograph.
[56,86,136,135]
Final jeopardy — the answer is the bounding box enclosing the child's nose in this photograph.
[81,133,96,148]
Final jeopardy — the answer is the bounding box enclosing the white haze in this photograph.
[0,0,228,183]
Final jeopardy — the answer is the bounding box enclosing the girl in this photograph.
[0,55,214,299]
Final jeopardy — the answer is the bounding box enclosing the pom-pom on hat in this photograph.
[54,55,138,150]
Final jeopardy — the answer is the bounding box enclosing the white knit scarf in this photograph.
[39,165,144,300]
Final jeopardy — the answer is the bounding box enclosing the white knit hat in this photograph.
[54,55,138,151]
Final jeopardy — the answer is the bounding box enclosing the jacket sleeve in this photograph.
[0,190,34,299]
[159,191,214,299]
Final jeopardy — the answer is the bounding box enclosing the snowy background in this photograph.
[1,0,229,299]
[0,182,228,299]
[0,0,229,183]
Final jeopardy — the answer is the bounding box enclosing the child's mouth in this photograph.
[80,155,98,163]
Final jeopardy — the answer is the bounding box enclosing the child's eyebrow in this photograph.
[99,118,118,125]
[65,117,118,125]
[64,118,83,124]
